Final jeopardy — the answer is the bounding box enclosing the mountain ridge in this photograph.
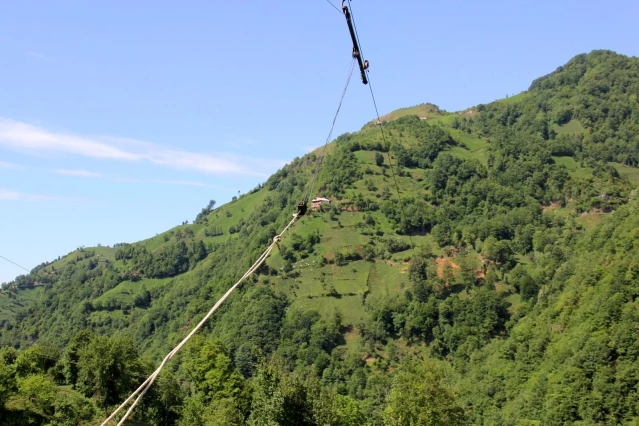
[1,49,639,425]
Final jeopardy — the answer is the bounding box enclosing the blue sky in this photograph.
[1,0,638,283]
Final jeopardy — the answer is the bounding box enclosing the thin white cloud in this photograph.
[0,188,87,203]
[239,137,259,145]
[25,51,50,61]
[0,160,21,168]
[55,169,102,178]
[111,177,208,187]
[0,119,139,160]
[228,137,259,149]
[151,179,207,187]
[0,188,21,200]
[0,118,285,177]
[110,177,142,184]
[51,169,204,186]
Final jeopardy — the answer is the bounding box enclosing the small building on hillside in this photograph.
[311,197,331,211]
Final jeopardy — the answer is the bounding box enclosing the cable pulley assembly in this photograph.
[342,0,369,84]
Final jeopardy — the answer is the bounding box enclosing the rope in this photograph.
[304,58,356,205]
[102,7,375,424]
[101,215,299,425]
[368,80,415,254]
[347,0,416,255]
[323,0,342,14]
[0,255,30,272]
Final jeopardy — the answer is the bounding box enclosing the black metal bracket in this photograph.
[297,201,308,217]
[342,1,369,85]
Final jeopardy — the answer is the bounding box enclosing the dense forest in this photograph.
[1,50,638,425]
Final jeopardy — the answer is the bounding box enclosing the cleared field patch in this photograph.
[369,103,447,125]
[88,309,127,326]
[553,156,593,179]
[321,226,369,248]
[329,261,372,295]
[449,146,476,161]
[610,162,639,186]
[276,276,325,299]
[292,295,366,326]
[94,277,172,305]
[554,119,585,134]
[446,130,489,165]
[342,327,362,356]
[354,150,378,165]
[576,211,607,230]
[368,262,408,297]
[493,92,529,105]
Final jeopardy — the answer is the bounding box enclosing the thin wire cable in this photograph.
[304,58,356,204]
[366,85,415,255]
[101,215,299,426]
[323,0,342,14]
[0,255,30,272]
[347,0,416,255]
[368,81,415,254]
[346,0,366,63]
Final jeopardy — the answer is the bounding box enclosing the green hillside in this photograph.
[1,50,639,425]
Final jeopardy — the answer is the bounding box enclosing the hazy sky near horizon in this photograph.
[1,0,638,283]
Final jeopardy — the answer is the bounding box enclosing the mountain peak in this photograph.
[365,102,447,127]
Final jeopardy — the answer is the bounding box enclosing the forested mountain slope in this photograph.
[1,49,638,425]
